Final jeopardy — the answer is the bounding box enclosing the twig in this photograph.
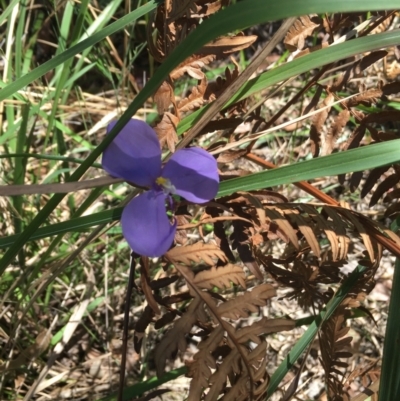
[117,253,137,401]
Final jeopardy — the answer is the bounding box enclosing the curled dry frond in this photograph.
[320,307,353,401]
[154,296,206,377]
[284,15,322,52]
[166,242,228,266]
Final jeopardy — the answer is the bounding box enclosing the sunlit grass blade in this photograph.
[0,0,161,101]
[98,367,187,401]
[1,139,399,249]
[378,258,400,401]
[0,209,122,249]
[218,139,400,197]
[178,29,400,134]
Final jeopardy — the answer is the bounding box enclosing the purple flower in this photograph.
[102,119,219,257]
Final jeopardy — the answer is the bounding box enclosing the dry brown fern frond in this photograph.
[177,78,208,112]
[186,311,293,400]
[309,92,334,157]
[147,0,256,155]
[320,307,353,401]
[217,283,276,319]
[284,15,322,52]
[192,263,247,291]
[214,194,398,266]
[153,111,180,152]
[330,51,388,92]
[166,242,228,266]
[154,296,208,377]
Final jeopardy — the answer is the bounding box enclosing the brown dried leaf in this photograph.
[382,81,400,96]
[207,348,240,400]
[154,311,177,330]
[322,108,350,155]
[362,110,400,125]
[166,0,197,21]
[140,258,161,315]
[361,166,391,198]
[384,187,400,202]
[294,41,329,58]
[192,0,226,18]
[344,124,366,152]
[216,149,248,163]
[320,310,353,400]
[187,327,224,401]
[323,13,363,34]
[339,208,375,261]
[199,33,257,57]
[217,284,276,319]
[346,88,383,107]
[370,129,399,142]
[303,84,324,116]
[154,112,180,152]
[154,81,174,114]
[369,172,400,206]
[265,208,299,249]
[234,317,295,344]
[204,64,239,100]
[302,205,340,260]
[154,297,203,377]
[322,206,350,260]
[286,210,321,257]
[0,329,51,372]
[223,343,269,401]
[134,306,154,353]
[309,93,334,157]
[166,242,228,266]
[331,51,388,92]
[178,78,207,112]
[284,15,321,51]
[170,54,215,80]
[193,264,246,291]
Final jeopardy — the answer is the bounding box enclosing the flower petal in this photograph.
[162,148,219,203]
[121,190,176,257]
[102,119,162,187]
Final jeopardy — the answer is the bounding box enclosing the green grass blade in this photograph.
[14,0,27,78]
[1,0,399,102]
[98,367,187,401]
[178,29,400,134]
[62,0,123,99]
[378,258,400,401]
[1,139,399,248]
[0,153,102,168]
[0,209,123,249]
[0,0,162,101]
[0,0,19,27]
[217,139,400,197]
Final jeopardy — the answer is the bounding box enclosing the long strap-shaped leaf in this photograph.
[379,258,400,400]
[0,0,399,273]
[178,29,400,134]
[1,139,399,249]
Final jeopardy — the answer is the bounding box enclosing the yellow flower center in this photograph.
[155,177,168,186]
[155,176,176,194]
